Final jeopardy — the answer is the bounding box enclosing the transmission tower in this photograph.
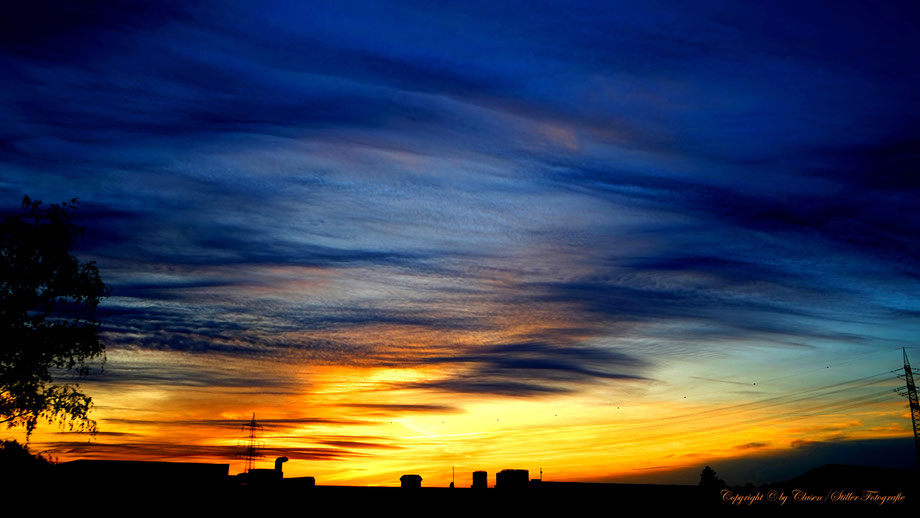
[899,348,920,469]
[238,413,264,473]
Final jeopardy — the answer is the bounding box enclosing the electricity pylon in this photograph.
[899,348,920,469]
[239,413,264,473]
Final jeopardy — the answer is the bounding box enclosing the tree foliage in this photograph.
[1,196,110,437]
[0,440,55,486]
[699,465,727,490]
[0,439,54,468]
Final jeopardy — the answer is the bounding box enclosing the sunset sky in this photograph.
[2,1,919,486]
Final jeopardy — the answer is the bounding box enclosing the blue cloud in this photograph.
[3,0,919,399]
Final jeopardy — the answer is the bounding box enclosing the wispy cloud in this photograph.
[4,0,919,484]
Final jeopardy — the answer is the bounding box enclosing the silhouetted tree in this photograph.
[699,465,727,490]
[1,196,110,437]
[0,439,55,487]
[0,439,53,469]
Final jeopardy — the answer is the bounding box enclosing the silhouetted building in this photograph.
[56,459,229,488]
[238,456,288,485]
[400,474,422,488]
[496,469,529,489]
[284,476,316,488]
[472,470,488,489]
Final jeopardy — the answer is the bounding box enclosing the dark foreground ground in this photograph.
[7,478,917,514]
[4,463,917,514]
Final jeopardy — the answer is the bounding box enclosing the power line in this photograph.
[601,371,898,432]
[573,385,902,454]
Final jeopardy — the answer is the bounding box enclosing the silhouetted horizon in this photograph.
[3,0,920,497]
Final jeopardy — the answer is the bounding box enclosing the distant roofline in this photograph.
[57,459,229,468]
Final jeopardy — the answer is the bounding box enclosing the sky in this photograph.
[2,0,920,486]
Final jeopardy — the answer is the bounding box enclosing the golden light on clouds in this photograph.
[13,343,908,488]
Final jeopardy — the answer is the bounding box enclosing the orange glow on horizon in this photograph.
[11,347,911,488]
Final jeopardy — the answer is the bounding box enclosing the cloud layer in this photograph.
[3,1,919,482]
